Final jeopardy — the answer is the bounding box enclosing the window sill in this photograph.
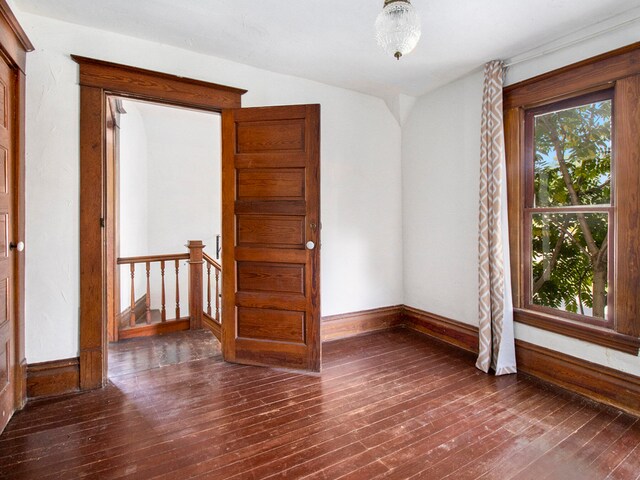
[514,308,640,355]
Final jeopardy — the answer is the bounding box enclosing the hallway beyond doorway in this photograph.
[108,329,220,378]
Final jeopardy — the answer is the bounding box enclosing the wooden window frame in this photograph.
[504,42,640,355]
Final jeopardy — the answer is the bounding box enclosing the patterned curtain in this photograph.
[476,60,517,375]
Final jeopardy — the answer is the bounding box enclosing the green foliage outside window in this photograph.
[531,100,611,318]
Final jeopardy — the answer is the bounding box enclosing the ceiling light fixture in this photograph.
[375,0,422,60]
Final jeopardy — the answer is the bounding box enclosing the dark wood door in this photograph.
[0,56,16,432]
[222,104,321,371]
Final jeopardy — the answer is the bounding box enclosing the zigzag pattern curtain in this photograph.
[476,60,517,375]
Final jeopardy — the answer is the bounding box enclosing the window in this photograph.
[525,91,613,327]
[504,44,640,354]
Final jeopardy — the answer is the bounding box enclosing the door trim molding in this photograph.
[0,0,34,73]
[73,56,245,390]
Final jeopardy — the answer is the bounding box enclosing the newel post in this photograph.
[187,240,204,329]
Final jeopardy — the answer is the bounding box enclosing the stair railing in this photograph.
[117,252,190,326]
[116,240,220,339]
[203,252,222,327]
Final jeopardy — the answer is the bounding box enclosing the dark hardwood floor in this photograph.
[1,329,639,479]
[108,329,220,377]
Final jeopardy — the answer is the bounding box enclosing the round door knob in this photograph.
[306,241,315,250]
[10,241,25,252]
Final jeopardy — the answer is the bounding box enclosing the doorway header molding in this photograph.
[72,55,246,110]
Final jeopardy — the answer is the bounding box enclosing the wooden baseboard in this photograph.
[401,304,640,418]
[321,305,403,342]
[402,305,479,354]
[26,357,80,399]
[118,318,190,340]
[516,340,640,417]
[25,304,640,415]
[202,313,221,341]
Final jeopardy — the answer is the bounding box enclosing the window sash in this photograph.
[523,88,614,212]
[523,207,614,328]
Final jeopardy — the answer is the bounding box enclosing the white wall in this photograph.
[402,21,640,376]
[402,71,483,325]
[20,13,403,362]
[141,103,220,256]
[118,102,149,304]
[119,103,150,259]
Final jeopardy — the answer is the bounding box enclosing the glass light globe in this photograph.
[375,0,421,60]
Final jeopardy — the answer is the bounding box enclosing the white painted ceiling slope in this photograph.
[14,0,640,100]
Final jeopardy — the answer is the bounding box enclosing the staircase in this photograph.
[115,240,222,342]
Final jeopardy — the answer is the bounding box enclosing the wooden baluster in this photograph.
[160,260,166,322]
[145,261,151,324]
[215,267,220,323]
[129,263,136,327]
[175,259,180,320]
[206,263,212,316]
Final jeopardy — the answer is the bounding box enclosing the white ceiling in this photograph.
[14,0,640,100]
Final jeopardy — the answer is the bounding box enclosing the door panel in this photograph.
[237,307,305,343]
[0,341,7,392]
[222,104,320,371]
[237,168,305,199]
[0,147,7,193]
[0,278,8,327]
[0,56,15,433]
[236,119,305,153]
[237,262,305,294]
[237,215,305,247]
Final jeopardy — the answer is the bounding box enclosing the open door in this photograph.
[222,104,321,371]
[0,52,16,433]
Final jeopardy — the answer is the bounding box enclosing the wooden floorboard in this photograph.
[1,328,639,479]
[108,328,219,376]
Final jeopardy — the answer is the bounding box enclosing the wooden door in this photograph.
[0,56,16,432]
[222,104,321,371]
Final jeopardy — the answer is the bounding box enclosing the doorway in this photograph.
[106,96,222,378]
[74,56,321,390]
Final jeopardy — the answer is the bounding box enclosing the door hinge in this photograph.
[100,218,105,228]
